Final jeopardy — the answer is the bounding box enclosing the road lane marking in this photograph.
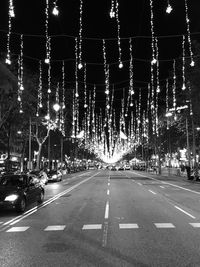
[44,225,66,231]
[137,182,142,186]
[131,171,200,196]
[82,224,102,230]
[104,201,109,219]
[189,223,200,228]
[6,226,29,232]
[107,189,110,195]
[2,172,100,227]
[174,205,196,219]
[160,186,165,189]
[148,190,156,195]
[108,182,110,186]
[154,223,175,228]
[119,224,139,229]
[102,222,108,247]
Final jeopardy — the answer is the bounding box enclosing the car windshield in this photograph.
[0,175,25,187]
[48,170,57,175]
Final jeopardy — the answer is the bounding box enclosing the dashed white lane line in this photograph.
[154,223,175,228]
[174,205,196,219]
[107,189,110,195]
[137,182,142,186]
[119,224,139,229]
[6,226,29,232]
[44,225,66,231]
[104,201,109,219]
[102,222,108,247]
[108,182,110,186]
[189,223,200,228]
[148,190,157,195]
[82,224,102,230]
[160,186,165,189]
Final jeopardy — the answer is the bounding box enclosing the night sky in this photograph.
[0,0,200,110]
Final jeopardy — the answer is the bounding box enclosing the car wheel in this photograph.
[16,197,26,213]
[37,191,44,204]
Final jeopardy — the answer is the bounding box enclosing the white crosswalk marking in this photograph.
[189,223,200,228]
[154,223,175,228]
[82,224,102,230]
[44,225,66,231]
[6,226,29,232]
[119,224,139,229]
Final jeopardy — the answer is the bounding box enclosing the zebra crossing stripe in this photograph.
[44,225,66,231]
[154,223,175,228]
[6,226,29,232]
[82,224,102,230]
[189,223,200,228]
[119,224,139,229]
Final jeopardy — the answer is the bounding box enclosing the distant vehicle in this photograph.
[0,174,44,212]
[29,170,48,185]
[125,165,131,170]
[47,170,62,182]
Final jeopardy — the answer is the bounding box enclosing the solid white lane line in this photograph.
[107,189,110,195]
[6,226,29,232]
[3,172,100,226]
[44,225,66,231]
[108,182,110,186]
[148,190,156,195]
[131,171,200,196]
[189,223,200,228]
[104,201,109,219]
[119,224,139,229]
[160,186,165,189]
[82,224,102,230]
[102,222,108,247]
[174,205,196,219]
[154,223,175,228]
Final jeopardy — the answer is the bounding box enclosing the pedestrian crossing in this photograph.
[3,222,200,232]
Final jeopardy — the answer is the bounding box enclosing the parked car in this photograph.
[47,170,62,182]
[125,165,131,170]
[0,174,45,212]
[29,170,48,185]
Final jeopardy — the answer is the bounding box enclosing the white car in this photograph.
[125,165,131,170]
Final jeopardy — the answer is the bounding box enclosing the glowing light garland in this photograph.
[78,0,83,69]
[166,0,173,14]
[6,0,15,64]
[184,0,194,67]
[172,60,177,120]
[155,37,160,93]
[52,0,59,16]
[110,0,115,18]
[36,60,43,117]
[84,63,88,109]
[182,35,186,90]
[17,55,23,113]
[115,0,123,68]
[129,38,134,100]
[45,0,50,64]
[166,79,169,129]
[149,0,157,65]
[19,34,24,91]
[75,38,79,98]
[62,61,65,109]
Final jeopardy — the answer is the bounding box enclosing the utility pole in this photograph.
[186,116,191,168]
[48,132,50,170]
[28,117,32,170]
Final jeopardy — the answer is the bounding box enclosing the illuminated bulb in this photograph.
[52,6,59,16]
[62,104,66,109]
[174,115,177,121]
[5,57,11,65]
[78,62,83,70]
[110,11,115,18]
[39,103,43,108]
[119,62,123,69]
[151,58,157,65]
[36,112,39,117]
[190,60,195,67]
[130,102,133,107]
[84,104,88,108]
[130,90,134,95]
[105,89,109,95]
[45,114,50,120]
[156,86,160,93]
[182,83,186,90]
[48,88,51,93]
[45,58,50,64]
[75,92,79,97]
[166,4,173,14]
[107,104,110,109]
[17,96,21,101]
[19,109,23,114]
[20,85,24,91]
[9,9,15,17]
[125,113,128,117]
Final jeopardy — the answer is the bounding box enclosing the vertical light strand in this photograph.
[166,0,173,14]
[47,60,51,94]
[78,0,83,69]
[182,35,186,90]
[17,55,23,113]
[62,61,66,109]
[172,60,177,120]
[45,0,50,64]
[115,0,123,69]
[71,91,75,138]
[36,60,43,117]
[129,38,134,105]
[149,0,157,65]
[52,0,59,16]
[84,63,88,108]
[166,79,169,130]
[155,37,160,93]
[75,38,79,98]
[19,34,24,91]
[110,0,115,18]
[6,0,15,64]
[184,0,194,67]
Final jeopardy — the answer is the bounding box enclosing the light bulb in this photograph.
[109,11,115,18]
[78,62,83,70]
[105,89,109,95]
[45,58,50,64]
[52,6,59,16]
[75,92,79,97]
[182,83,186,90]
[19,109,23,114]
[84,104,88,108]
[190,60,195,67]
[125,113,128,117]
[151,58,157,65]
[47,89,51,93]
[119,62,123,69]
[166,4,173,14]
[130,102,133,107]
[5,57,11,65]
[130,90,134,95]
[17,96,21,101]
[39,103,43,108]
[20,85,24,91]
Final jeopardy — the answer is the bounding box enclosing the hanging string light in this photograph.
[172,60,177,120]
[62,61,65,109]
[6,0,15,64]
[47,61,51,93]
[52,0,59,16]
[166,0,173,14]
[17,56,22,107]
[19,34,24,91]
[129,38,134,100]
[45,0,50,64]
[36,61,43,117]
[115,0,123,69]
[184,0,194,67]
[149,0,157,65]
[84,63,88,109]
[155,37,160,93]
[166,79,169,130]
[75,37,79,98]
[78,0,83,69]
[110,0,115,18]
[182,35,186,90]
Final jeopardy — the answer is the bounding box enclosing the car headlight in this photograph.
[5,194,19,201]
[52,174,57,178]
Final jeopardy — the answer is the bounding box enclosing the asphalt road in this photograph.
[1,170,200,266]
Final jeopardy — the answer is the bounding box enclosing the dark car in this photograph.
[47,170,62,182]
[0,174,45,212]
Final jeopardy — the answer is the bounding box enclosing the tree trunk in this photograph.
[36,143,42,170]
